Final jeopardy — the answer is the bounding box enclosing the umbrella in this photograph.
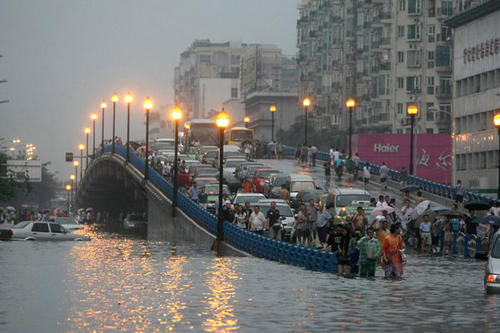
[137,145,152,152]
[464,200,490,211]
[85,208,93,212]
[472,215,500,226]
[370,205,395,216]
[6,206,16,211]
[400,185,420,193]
[415,200,430,215]
[438,210,468,218]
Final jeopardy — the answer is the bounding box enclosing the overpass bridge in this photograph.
[76,145,490,274]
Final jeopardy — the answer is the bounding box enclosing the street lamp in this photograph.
[125,92,133,162]
[303,98,311,146]
[143,97,152,180]
[84,128,90,169]
[100,100,107,152]
[65,184,72,212]
[215,109,229,251]
[346,98,356,158]
[91,113,97,158]
[184,122,190,153]
[111,93,118,153]
[171,107,182,217]
[73,160,79,202]
[270,105,276,142]
[494,114,500,197]
[70,174,75,207]
[79,144,84,180]
[244,116,250,128]
[407,104,418,175]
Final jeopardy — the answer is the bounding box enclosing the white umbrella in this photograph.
[415,200,430,216]
[6,206,15,211]
[370,205,395,216]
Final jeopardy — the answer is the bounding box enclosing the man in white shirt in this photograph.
[249,206,266,235]
[400,199,414,231]
[376,195,386,208]
[333,148,340,161]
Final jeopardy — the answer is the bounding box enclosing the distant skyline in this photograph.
[0,0,300,180]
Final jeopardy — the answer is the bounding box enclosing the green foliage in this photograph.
[277,121,347,151]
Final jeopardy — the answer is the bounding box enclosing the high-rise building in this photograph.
[296,0,453,135]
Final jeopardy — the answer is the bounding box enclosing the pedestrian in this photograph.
[198,187,208,209]
[420,214,432,255]
[431,217,443,254]
[243,201,252,229]
[400,199,414,231]
[277,142,283,160]
[188,181,199,203]
[316,205,332,246]
[400,166,408,186]
[442,216,453,257]
[249,205,266,235]
[311,144,318,167]
[351,206,368,234]
[376,195,386,208]
[324,162,331,188]
[363,164,371,190]
[294,204,309,246]
[465,210,477,236]
[222,202,235,222]
[280,184,290,201]
[349,228,363,274]
[267,201,281,240]
[335,156,343,182]
[415,191,424,205]
[352,153,360,181]
[358,227,381,278]
[233,204,247,228]
[379,162,389,190]
[333,148,340,162]
[242,179,252,193]
[307,199,318,246]
[375,220,390,246]
[455,180,466,205]
[324,224,351,277]
[382,224,404,278]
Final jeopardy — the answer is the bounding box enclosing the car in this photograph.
[153,138,176,151]
[257,199,288,205]
[236,162,265,180]
[123,213,147,231]
[485,231,500,294]
[264,174,289,198]
[249,202,296,241]
[204,183,231,213]
[332,188,372,214]
[51,216,83,231]
[193,177,218,189]
[233,193,266,205]
[9,221,90,241]
[194,168,218,179]
[290,189,326,209]
[224,158,247,176]
[287,174,317,199]
[336,205,376,226]
[252,168,280,193]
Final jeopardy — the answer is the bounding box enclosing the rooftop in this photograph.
[446,0,500,28]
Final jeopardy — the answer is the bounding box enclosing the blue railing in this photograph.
[95,145,339,273]
[281,146,493,203]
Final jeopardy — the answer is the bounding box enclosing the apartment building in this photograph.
[297,0,453,134]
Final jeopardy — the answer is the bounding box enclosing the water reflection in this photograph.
[202,258,240,332]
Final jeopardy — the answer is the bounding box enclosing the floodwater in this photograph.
[0,227,498,333]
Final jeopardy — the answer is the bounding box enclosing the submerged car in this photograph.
[9,221,90,241]
[485,231,500,294]
[49,216,84,231]
[123,213,147,231]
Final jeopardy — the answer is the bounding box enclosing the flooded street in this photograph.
[0,227,498,333]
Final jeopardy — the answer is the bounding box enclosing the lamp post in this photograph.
[100,100,107,152]
[407,104,418,175]
[143,97,152,180]
[73,160,79,204]
[125,93,133,162]
[70,174,75,207]
[244,116,250,129]
[111,93,118,153]
[79,144,84,180]
[215,110,229,251]
[84,128,90,169]
[494,114,500,197]
[65,184,72,212]
[91,113,97,158]
[346,98,356,158]
[270,105,276,142]
[303,98,311,145]
[172,107,182,217]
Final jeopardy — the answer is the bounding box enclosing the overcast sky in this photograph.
[0,0,300,181]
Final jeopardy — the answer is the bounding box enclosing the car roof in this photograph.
[235,193,265,196]
[288,173,314,180]
[334,187,371,195]
[257,199,288,204]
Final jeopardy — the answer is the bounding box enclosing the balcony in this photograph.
[435,86,452,99]
[436,64,451,73]
[437,7,453,18]
[380,62,391,70]
[407,61,421,69]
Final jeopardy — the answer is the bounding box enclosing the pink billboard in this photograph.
[351,134,452,184]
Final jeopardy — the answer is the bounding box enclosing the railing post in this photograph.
[464,234,470,259]
[452,232,458,257]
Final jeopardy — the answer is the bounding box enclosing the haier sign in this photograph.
[351,134,452,184]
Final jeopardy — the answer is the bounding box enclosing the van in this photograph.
[287,174,316,199]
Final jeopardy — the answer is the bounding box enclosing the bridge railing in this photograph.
[281,147,492,204]
[96,145,339,273]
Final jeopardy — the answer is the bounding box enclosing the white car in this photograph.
[49,216,83,231]
[233,193,266,205]
[9,221,90,241]
[249,202,296,240]
[485,231,500,294]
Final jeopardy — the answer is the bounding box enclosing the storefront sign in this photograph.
[463,37,500,64]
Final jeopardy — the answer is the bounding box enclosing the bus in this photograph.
[186,119,219,146]
[227,127,254,146]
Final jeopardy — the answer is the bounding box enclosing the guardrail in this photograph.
[406,230,488,258]
[281,147,493,204]
[96,145,339,273]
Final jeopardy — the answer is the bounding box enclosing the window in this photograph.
[406,76,420,91]
[407,24,421,40]
[428,51,435,68]
[397,103,404,114]
[436,45,450,67]
[397,77,404,89]
[426,102,435,120]
[231,88,238,98]
[49,223,64,233]
[32,223,49,232]
[427,76,435,94]
[399,0,406,11]
[408,0,421,14]
[426,128,434,133]
[398,51,404,63]
[199,54,211,63]
[428,24,435,43]
[441,1,453,16]
[407,50,421,67]
[398,26,405,37]
[231,55,240,65]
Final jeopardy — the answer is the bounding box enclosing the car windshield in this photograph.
[198,169,217,176]
[12,221,31,229]
[55,217,78,225]
[272,176,288,186]
[301,192,320,202]
[336,194,371,207]
[291,181,315,192]
[492,238,500,258]
[204,184,230,195]
[231,130,253,141]
[251,205,293,217]
[205,150,218,158]
[257,170,278,178]
[235,195,264,204]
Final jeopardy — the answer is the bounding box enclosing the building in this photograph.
[174,40,247,120]
[240,45,299,141]
[148,104,172,140]
[296,0,453,135]
[447,0,500,195]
